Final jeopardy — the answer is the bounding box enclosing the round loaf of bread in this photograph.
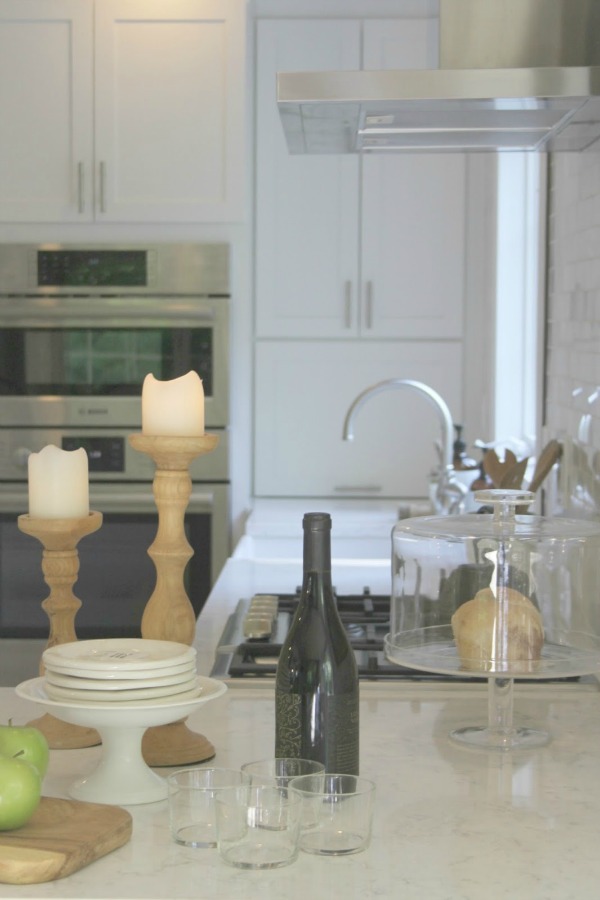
[451,586,544,672]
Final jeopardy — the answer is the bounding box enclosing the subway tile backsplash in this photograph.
[546,154,600,517]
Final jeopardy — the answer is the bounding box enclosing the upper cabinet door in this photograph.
[0,0,93,222]
[361,19,466,339]
[255,15,467,340]
[94,0,246,222]
[255,19,361,338]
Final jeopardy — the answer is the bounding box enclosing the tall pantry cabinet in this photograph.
[0,0,245,223]
[254,16,471,498]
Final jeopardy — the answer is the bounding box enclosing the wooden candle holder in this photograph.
[17,511,103,749]
[128,432,219,766]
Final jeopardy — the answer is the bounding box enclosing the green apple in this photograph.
[0,722,49,779]
[0,754,41,830]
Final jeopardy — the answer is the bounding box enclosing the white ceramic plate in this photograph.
[42,638,196,673]
[43,657,196,681]
[44,676,202,709]
[44,663,197,691]
[44,674,200,703]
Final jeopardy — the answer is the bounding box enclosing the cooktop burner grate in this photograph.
[212,588,487,681]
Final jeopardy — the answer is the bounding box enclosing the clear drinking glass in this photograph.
[167,767,250,848]
[289,773,375,856]
[215,784,302,869]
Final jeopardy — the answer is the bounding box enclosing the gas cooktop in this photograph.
[209,588,486,681]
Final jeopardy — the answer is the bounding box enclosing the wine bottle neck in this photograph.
[303,525,331,575]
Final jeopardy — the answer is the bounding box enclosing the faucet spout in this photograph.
[343,378,453,467]
[342,378,464,514]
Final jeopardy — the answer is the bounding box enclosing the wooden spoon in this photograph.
[484,448,518,487]
[500,457,529,489]
[528,439,562,493]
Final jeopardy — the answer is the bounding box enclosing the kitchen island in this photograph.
[2,556,600,899]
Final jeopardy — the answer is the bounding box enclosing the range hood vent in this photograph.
[276,0,600,154]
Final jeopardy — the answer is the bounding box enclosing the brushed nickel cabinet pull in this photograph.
[344,281,352,328]
[334,485,383,493]
[99,161,107,213]
[77,162,85,214]
[365,280,374,329]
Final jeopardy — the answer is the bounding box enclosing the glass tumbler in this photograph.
[167,767,250,848]
[289,773,375,855]
[215,784,302,869]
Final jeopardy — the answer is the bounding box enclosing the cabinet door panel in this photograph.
[361,19,466,339]
[0,0,93,222]
[95,0,245,222]
[254,341,463,498]
[255,19,360,337]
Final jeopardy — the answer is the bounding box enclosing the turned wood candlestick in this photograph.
[17,511,103,749]
[128,432,219,766]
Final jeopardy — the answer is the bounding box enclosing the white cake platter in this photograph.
[16,676,227,805]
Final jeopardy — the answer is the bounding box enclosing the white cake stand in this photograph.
[16,676,227,805]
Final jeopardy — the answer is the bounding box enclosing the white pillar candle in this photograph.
[28,445,89,519]
[142,371,205,436]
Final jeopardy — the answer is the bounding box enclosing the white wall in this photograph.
[545,154,600,450]
[545,152,600,517]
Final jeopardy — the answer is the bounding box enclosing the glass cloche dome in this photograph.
[385,490,600,749]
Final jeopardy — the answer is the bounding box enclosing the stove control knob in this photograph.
[243,615,275,640]
[13,447,33,469]
[243,594,279,640]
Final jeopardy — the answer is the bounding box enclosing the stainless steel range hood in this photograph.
[277,0,600,153]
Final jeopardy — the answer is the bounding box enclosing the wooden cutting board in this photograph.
[0,796,132,885]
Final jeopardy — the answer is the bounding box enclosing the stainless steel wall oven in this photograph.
[0,243,230,640]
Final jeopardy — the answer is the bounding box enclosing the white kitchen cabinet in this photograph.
[255,16,466,339]
[361,20,466,339]
[95,0,245,223]
[254,341,463,498]
[0,0,245,223]
[254,19,360,338]
[0,1,92,223]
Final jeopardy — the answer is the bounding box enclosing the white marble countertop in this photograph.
[238,498,432,561]
[3,678,600,900]
[4,557,600,898]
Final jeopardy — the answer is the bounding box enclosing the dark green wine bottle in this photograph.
[275,512,359,774]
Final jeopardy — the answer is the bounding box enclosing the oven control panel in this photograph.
[37,249,148,288]
[0,427,229,482]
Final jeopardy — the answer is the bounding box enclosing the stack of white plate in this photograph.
[42,638,200,705]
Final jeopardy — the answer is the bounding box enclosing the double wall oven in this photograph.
[0,243,230,640]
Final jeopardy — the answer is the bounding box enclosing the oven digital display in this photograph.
[61,436,125,473]
[37,250,147,287]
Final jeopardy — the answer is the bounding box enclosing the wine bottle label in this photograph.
[275,691,359,774]
[275,693,303,758]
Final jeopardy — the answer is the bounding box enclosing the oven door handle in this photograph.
[0,303,218,327]
[88,489,216,514]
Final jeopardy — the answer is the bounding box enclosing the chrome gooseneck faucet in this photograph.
[342,378,466,515]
